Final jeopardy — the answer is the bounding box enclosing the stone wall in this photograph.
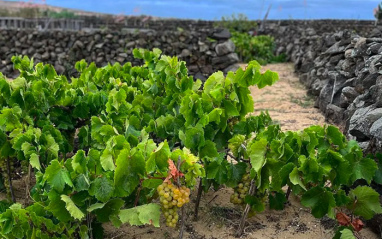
[262,21,382,153]
[0,28,239,79]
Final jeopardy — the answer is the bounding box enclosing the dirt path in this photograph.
[103,63,377,239]
[248,63,325,131]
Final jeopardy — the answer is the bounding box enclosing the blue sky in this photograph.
[13,0,382,20]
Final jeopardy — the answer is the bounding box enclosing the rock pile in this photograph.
[0,28,239,80]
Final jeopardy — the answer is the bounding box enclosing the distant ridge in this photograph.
[0,0,108,17]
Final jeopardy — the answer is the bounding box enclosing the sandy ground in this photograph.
[248,63,325,131]
[0,63,378,239]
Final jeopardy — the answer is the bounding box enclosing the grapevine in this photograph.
[0,49,378,239]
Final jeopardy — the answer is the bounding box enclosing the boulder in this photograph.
[215,40,235,56]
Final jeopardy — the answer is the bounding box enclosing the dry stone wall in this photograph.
[263,21,382,154]
[0,28,239,80]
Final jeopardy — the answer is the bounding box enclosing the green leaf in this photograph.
[115,149,145,197]
[289,167,306,191]
[206,160,228,185]
[301,187,336,218]
[44,160,73,193]
[100,148,115,171]
[29,153,41,171]
[334,190,351,207]
[71,150,87,174]
[373,153,382,184]
[74,174,90,192]
[244,195,265,213]
[179,125,205,151]
[92,198,124,223]
[223,100,239,117]
[248,138,268,174]
[147,141,170,174]
[326,125,345,149]
[226,162,247,187]
[87,203,105,213]
[257,70,279,89]
[119,203,161,227]
[350,157,378,184]
[269,192,287,210]
[348,186,382,220]
[61,195,85,220]
[89,177,114,203]
[340,228,356,239]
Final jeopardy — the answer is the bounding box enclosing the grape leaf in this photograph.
[248,138,268,175]
[301,187,336,218]
[119,203,161,227]
[61,195,85,220]
[348,186,382,220]
[29,153,41,171]
[114,149,145,197]
[350,157,377,184]
[44,160,73,193]
[289,167,306,191]
[339,228,356,239]
[89,177,114,203]
[373,153,382,184]
[269,192,287,210]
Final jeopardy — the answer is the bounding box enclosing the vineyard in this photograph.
[0,47,380,239]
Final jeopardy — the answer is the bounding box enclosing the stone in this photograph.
[341,86,359,101]
[324,42,345,55]
[370,117,382,140]
[74,40,84,49]
[194,72,206,82]
[310,79,327,96]
[356,73,378,91]
[349,106,382,140]
[211,53,239,69]
[95,43,104,49]
[179,49,191,58]
[215,40,235,56]
[212,28,231,40]
[54,64,65,74]
[325,104,344,125]
[318,83,334,112]
[366,43,382,55]
[352,37,367,57]
[41,52,50,60]
[125,41,136,48]
[224,64,240,73]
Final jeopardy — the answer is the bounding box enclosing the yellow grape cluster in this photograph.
[230,173,250,205]
[157,182,190,227]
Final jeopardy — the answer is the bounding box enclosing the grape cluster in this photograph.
[157,182,190,227]
[230,173,250,205]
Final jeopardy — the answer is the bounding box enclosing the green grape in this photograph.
[157,182,191,227]
[231,172,251,205]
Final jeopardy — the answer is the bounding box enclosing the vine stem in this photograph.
[25,164,32,205]
[193,179,203,221]
[7,158,16,203]
[286,186,291,201]
[236,179,256,237]
[177,156,185,239]
[134,181,142,207]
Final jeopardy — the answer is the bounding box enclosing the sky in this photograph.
[12,0,382,20]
